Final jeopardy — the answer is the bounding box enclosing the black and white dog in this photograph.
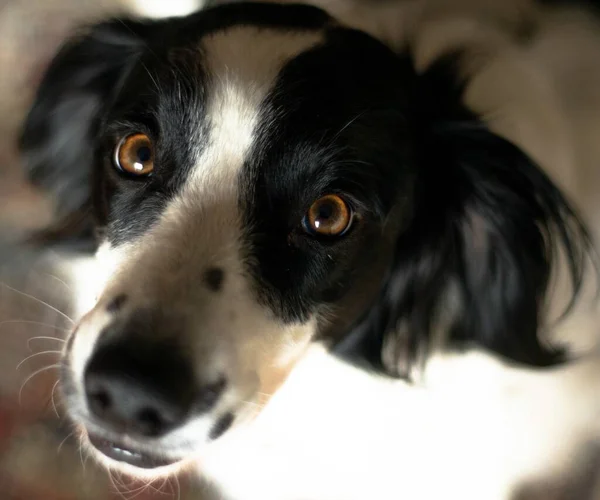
[18,1,600,498]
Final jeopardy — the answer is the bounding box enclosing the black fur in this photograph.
[19,3,593,378]
[338,54,592,373]
[243,28,415,323]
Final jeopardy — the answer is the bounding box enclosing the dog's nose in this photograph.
[83,333,225,438]
[85,365,185,437]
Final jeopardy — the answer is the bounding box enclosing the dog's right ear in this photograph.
[18,18,151,240]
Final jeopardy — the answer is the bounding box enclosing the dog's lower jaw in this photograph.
[87,433,180,469]
[63,394,252,481]
[71,421,188,476]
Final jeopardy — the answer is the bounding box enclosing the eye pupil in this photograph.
[317,202,335,221]
[137,146,151,163]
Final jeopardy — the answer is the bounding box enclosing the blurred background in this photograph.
[1,0,600,498]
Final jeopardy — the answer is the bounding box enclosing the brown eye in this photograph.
[303,194,353,237]
[114,133,154,176]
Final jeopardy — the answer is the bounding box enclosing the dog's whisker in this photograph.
[41,272,72,292]
[134,481,161,498]
[125,480,156,500]
[114,476,148,499]
[171,476,182,500]
[0,283,75,325]
[155,477,170,495]
[28,334,67,341]
[241,399,263,407]
[75,433,92,473]
[28,336,66,352]
[114,471,161,500]
[0,320,71,334]
[83,449,92,471]
[235,403,264,429]
[107,469,126,498]
[110,469,143,500]
[162,477,177,500]
[112,469,127,489]
[50,379,61,418]
[331,109,369,143]
[18,363,60,406]
[16,350,62,371]
[57,430,76,455]
[117,470,146,496]
[141,61,161,97]
[78,439,87,473]
[256,391,274,397]
[156,477,172,495]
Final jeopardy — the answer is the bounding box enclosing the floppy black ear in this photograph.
[18,18,151,240]
[346,52,593,377]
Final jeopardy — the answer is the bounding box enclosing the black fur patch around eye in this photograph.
[241,28,415,324]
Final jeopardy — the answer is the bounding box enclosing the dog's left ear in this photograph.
[350,52,593,377]
[18,17,156,241]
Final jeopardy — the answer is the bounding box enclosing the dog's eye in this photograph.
[302,194,353,237]
[114,133,154,176]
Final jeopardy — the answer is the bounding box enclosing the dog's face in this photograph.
[21,3,417,472]
[20,1,590,477]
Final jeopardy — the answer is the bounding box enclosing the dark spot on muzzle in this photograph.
[106,293,127,313]
[209,412,235,440]
[203,267,225,292]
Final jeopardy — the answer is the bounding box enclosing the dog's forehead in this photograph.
[103,13,405,262]
[185,26,325,190]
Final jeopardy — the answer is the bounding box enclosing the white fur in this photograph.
[127,0,201,19]
[200,345,600,500]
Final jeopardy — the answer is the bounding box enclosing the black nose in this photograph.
[84,331,225,438]
[85,368,182,438]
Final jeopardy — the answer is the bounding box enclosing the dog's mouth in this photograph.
[88,433,179,469]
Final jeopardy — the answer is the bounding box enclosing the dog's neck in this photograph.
[198,344,600,500]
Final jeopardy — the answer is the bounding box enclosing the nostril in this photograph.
[84,376,181,437]
[135,408,166,438]
[87,385,112,416]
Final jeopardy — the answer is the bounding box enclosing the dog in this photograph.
[17,0,600,497]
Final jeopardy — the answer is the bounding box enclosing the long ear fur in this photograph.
[344,52,593,377]
[18,18,151,241]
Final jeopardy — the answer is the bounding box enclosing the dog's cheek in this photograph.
[255,321,318,405]
[62,241,138,386]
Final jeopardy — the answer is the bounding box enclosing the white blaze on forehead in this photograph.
[188,27,324,194]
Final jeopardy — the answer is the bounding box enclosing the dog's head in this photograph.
[19,1,590,476]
